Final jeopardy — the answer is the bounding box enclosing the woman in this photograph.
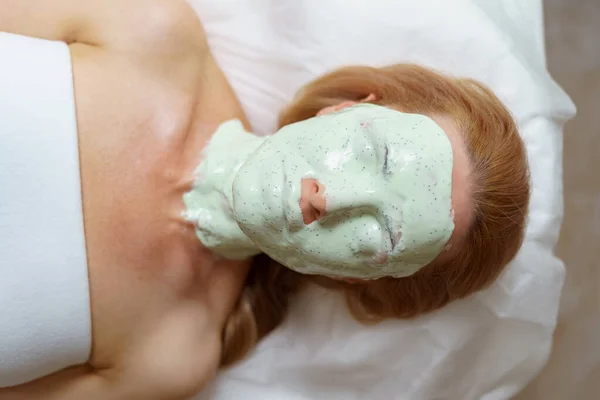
[220,65,530,366]
[0,1,529,398]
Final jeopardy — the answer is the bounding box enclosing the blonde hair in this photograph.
[220,64,530,367]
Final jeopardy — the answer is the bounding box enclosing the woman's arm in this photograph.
[1,359,214,400]
[1,366,112,400]
[0,0,209,103]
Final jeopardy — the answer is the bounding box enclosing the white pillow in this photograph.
[189,1,576,399]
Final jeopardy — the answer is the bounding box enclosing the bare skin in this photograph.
[0,0,250,398]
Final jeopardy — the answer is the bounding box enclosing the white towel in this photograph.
[0,32,91,388]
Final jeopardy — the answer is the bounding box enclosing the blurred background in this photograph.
[515,0,599,399]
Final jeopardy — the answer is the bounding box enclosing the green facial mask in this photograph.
[232,104,455,279]
[183,120,266,259]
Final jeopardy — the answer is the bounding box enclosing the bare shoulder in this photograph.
[111,307,224,399]
[1,0,209,60]
[68,0,211,147]
[106,0,210,60]
[0,329,222,399]
[77,0,210,78]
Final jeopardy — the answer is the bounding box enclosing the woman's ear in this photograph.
[316,93,377,116]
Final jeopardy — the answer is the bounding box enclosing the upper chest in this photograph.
[71,49,209,279]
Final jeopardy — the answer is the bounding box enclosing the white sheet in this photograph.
[189,1,577,399]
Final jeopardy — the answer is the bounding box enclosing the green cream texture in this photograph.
[234,104,455,279]
[185,104,455,279]
[183,120,265,259]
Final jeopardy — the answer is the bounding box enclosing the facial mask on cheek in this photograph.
[233,104,455,279]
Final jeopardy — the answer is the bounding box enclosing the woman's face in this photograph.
[232,104,470,279]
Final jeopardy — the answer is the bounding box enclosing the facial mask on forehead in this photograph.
[233,103,455,279]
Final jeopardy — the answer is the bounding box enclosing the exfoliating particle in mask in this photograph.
[232,104,455,279]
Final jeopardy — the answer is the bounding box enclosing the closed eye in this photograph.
[382,145,391,176]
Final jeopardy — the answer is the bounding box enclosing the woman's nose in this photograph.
[300,178,327,224]
[300,178,379,225]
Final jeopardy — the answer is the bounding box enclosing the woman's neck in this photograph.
[183,120,266,259]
